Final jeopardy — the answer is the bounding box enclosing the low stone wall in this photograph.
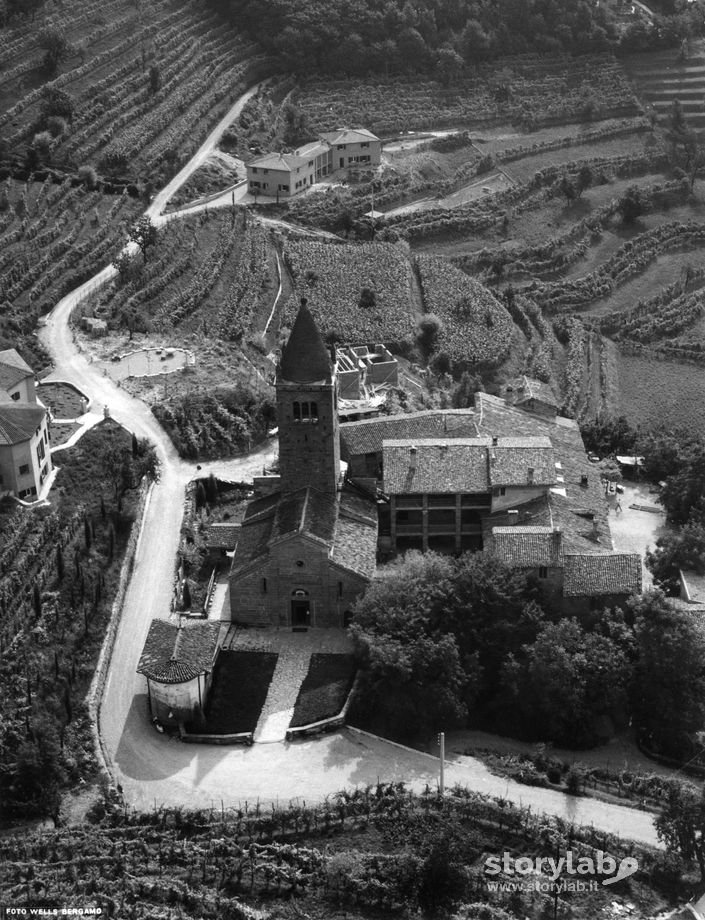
[179,728,254,746]
[87,480,154,784]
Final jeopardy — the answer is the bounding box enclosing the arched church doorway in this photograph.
[291,589,311,627]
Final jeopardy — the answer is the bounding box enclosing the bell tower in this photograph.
[276,299,340,495]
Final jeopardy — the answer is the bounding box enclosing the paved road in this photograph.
[36,81,664,848]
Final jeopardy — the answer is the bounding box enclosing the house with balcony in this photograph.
[246,128,381,198]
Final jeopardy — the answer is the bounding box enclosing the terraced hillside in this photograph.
[0,1,269,185]
[623,42,705,129]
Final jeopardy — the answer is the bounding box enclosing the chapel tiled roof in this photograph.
[279,300,332,383]
[382,438,490,494]
[231,486,377,580]
[489,437,556,487]
[205,522,241,550]
[0,404,45,446]
[563,553,642,597]
[340,410,479,459]
[0,348,34,392]
[491,526,564,567]
[137,621,221,684]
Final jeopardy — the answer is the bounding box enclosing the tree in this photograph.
[647,519,705,594]
[666,99,705,188]
[631,591,705,760]
[558,174,576,204]
[32,130,52,163]
[78,165,98,190]
[100,438,159,510]
[500,618,630,747]
[148,63,161,94]
[657,782,705,881]
[416,314,443,357]
[38,26,71,75]
[40,87,75,123]
[617,185,645,224]
[128,215,158,263]
[575,164,593,198]
[436,47,463,86]
[358,286,376,309]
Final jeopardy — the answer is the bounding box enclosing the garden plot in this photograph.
[282,240,415,346]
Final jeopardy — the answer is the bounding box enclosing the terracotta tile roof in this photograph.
[489,437,556,487]
[279,300,332,383]
[231,486,377,580]
[475,393,613,553]
[320,128,380,145]
[247,152,308,171]
[205,522,240,550]
[331,489,378,579]
[505,376,558,408]
[492,526,564,567]
[137,620,221,684]
[382,438,490,494]
[563,554,642,597]
[296,141,330,158]
[0,348,34,392]
[0,404,45,446]
[340,410,479,459]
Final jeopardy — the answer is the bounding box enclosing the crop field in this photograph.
[623,41,705,129]
[293,53,640,135]
[0,0,269,186]
[79,209,275,348]
[281,240,416,347]
[0,177,140,366]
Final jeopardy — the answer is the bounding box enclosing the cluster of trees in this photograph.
[350,551,705,761]
[208,0,624,76]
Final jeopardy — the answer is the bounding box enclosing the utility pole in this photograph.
[438,731,445,795]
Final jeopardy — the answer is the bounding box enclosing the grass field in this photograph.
[290,654,356,728]
[201,650,278,734]
[617,353,705,430]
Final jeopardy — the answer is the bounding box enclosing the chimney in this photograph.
[581,473,588,487]
[409,445,417,469]
[507,509,519,525]
[492,436,498,447]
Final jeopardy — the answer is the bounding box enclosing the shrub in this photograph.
[78,165,98,190]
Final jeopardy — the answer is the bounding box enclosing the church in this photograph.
[227,300,379,628]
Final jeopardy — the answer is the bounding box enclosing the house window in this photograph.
[337,144,345,150]
[279,184,289,192]
[18,463,29,476]
[301,402,310,421]
[262,578,267,593]
[293,401,301,421]
[293,401,318,422]
[310,402,318,422]
[361,142,369,148]
[10,391,20,401]
[252,167,258,173]
[263,169,269,174]
[37,440,45,462]
[538,566,548,579]
[338,581,343,598]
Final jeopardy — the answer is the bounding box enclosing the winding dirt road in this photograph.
[36,82,663,848]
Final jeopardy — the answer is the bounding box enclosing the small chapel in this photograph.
[227,300,379,628]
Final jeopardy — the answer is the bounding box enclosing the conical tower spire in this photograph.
[279,298,332,383]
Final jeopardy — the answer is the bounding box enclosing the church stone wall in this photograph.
[231,535,367,627]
